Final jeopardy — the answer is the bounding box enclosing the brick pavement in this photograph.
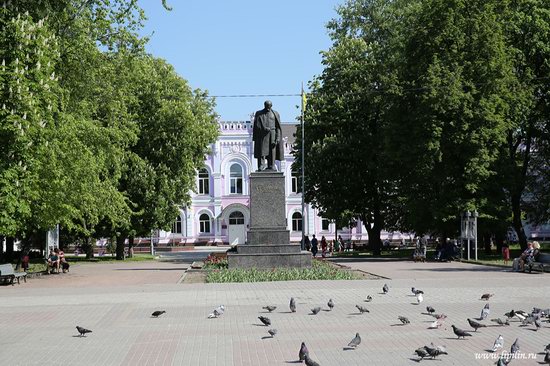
[0,258,549,365]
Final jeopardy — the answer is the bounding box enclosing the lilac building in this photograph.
[156,119,411,245]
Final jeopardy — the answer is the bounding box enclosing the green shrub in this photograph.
[205,260,357,283]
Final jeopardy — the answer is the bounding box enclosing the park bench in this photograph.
[528,252,550,273]
[0,264,27,285]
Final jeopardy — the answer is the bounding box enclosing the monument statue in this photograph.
[253,100,284,171]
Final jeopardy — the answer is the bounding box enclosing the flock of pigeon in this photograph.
[74,284,550,365]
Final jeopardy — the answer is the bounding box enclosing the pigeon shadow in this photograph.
[378,292,387,295]
[322,309,331,312]
[349,313,366,316]
[284,361,302,364]
[253,323,269,327]
[526,328,539,332]
[411,303,420,305]
[391,323,407,326]
[343,347,356,351]
[279,311,294,314]
[484,349,495,353]
[72,335,86,338]
[261,336,274,340]
[409,357,422,363]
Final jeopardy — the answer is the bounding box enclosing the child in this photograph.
[502,244,510,265]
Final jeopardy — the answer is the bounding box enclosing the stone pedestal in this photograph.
[227,171,311,269]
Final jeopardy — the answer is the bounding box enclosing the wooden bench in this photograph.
[0,264,27,285]
[528,252,550,273]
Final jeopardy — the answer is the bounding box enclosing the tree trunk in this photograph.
[128,236,134,258]
[511,193,528,250]
[85,237,94,259]
[5,237,15,262]
[494,231,504,254]
[116,236,125,260]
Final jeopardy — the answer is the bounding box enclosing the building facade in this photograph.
[156,119,399,246]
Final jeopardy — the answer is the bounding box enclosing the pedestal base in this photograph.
[227,250,312,269]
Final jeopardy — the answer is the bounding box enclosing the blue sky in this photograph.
[138,0,343,122]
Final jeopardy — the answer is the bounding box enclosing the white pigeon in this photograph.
[208,304,225,318]
[480,304,490,320]
[416,293,424,304]
[428,320,442,329]
[492,335,504,352]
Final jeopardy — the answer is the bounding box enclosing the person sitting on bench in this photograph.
[47,249,60,273]
[56,248,70,273]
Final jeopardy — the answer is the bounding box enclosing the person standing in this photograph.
[501,241,510,265]
[311,235,318,257]
[321,236,328,258]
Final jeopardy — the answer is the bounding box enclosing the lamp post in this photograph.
[473,210,478,261]
[465,211,471,260]
[461,210,479,261]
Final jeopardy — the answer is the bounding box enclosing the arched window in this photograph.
[199,213,211,233]
[321,218,330,231]
[173,215,182,234]
[291,170,301,193]
[198,168,209,195]
[230,164,243,194]
[292,212,302,232]
[229,211,245,225]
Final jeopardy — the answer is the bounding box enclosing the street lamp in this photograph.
[461,210,478,261]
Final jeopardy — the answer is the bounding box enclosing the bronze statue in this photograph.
[253,100,284,171]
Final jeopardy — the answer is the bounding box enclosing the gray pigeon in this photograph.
[299,342,309,361]
[398,316,410,324]
[304,354,320,366]
[76,326,92,337]
[356,305,370,314]
[481,293,494,301]
[544,350,550,364]
[151,310,166,318]
[258,316,271,326]
[415,347,429,360]
[311,307,321,315]
[347,332,361,348]
[510,338,520,354]
[492,335,503,352]
[496,354,512,366]
[535,317,542,331]
[290,297,296,313]
[467,318,487,331]
[424,343,448,359]
[545,343,550,352]
[262,305,276,312]
[267,329,277,337]
[426,306,435,314]
[480,303,490,320]
[383,283,389,294]
[327,299,334,311]
[365,295,373,302]
[451,325,472,339]
[491,318,510,326]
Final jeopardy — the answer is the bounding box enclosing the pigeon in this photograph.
[151,310,166,318]
[382,283,389,294]
[534,317,542,331]
[398,316,410,324]
[299,342,309,361]
[496,353,512,366]
[544,350,550,365]
[267,329,277,337]
[304,354,320,366]
[356,305,370,314]
[491,318,510,326]
[467,318,487,332]
[416,293,423,304]
[411,287,417,295]
[504,310,516,319]
[290,297,296,313]
[545,343,550,352]
[481,293,494,301]
[411,287,424,295]
[480,303,490,320]
[514,310,528,321]
[327,299,334,311]
[510,338,520,354]
[208,305,225,318]
[415,347,429,360]
[258,316,271,326]
[76,326,92,337]
[347,332,361,348]
[426,306,435,314]
[492,335,503,352]
[451,325,472,339]
[533,307,550,316]
[311,307,321,315]
[424,343,448,359]
[365,295,373,302]
[428,319,443,329]
[262,306,277,313]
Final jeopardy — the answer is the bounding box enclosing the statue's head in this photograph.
[264,100,273,110]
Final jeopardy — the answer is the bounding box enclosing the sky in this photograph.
[138,0,343,122]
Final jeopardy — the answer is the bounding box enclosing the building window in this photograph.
[291,170,301,193]
[173,215,182,234]
[229,211,245,225]
[199,213,211,233]
[230,164,243,194]
[322,218,330,231]
[198,168,209,195]
[292,212,302,232]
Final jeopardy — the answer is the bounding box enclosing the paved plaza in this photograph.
[0,256,549,365]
